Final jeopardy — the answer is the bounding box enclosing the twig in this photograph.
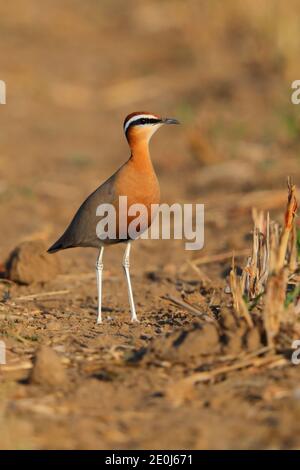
[230,258,254,328]
[176,350,282,388]
[0,361,32,372]
[192,249,249,266]
[162,294,216,323]
[166,347,283,406]
[184,354,285,385]
[15,290,69,301]
[186,260,211,283]
[276,179,297,272]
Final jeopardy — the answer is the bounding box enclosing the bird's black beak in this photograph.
[163,117,180,125]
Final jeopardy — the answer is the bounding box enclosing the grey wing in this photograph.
[48,173,117,252]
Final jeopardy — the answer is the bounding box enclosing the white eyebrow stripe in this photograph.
[124,114,158,133]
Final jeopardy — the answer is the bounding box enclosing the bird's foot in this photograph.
[131,316,140,323]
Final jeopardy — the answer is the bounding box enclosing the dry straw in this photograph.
[230,178,299,345]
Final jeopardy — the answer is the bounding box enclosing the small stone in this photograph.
[29,345,68,388]
[5,239,61,284]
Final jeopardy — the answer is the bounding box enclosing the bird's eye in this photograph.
[141,118,146,124]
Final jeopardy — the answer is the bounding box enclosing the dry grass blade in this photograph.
[276,178,298,272]
[243,209,270,300]
[15,290,70,301]
[192,249,249,266]
[162,294,216,323]
[264,268,289,345]
[186,260,211,284]
[263,179,298,344]
[166,348,284,406]
[230,178,298,346]
[0,360,33,372]
[230,258,253,328]
[184,354,283,384]
[289,223,298,272]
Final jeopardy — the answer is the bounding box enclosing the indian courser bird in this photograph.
[48,112,179,323]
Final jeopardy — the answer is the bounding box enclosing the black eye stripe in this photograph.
[126,117,160,131]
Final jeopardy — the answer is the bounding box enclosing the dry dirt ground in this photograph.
[0,1,300,449]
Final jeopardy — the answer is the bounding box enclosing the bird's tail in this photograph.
[47,238,69,253]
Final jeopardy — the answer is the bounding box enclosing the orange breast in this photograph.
[114,158,160,238]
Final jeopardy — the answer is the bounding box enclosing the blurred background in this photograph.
[0,0,299,264]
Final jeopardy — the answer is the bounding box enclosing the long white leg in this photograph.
[122,242,138,322]
[96,246,104,324]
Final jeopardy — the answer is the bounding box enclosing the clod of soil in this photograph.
[174,324,221,359]
[149,324,221,362]
[29,345,69,389]
[5,239,61,284]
